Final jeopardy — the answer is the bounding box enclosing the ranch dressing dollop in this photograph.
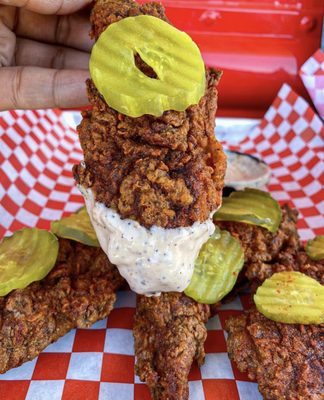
[81,187,215,295]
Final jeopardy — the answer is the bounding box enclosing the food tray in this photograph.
[0,83,323,400]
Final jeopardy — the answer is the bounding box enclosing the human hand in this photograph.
[0,0,93,111]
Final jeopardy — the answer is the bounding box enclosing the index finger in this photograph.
[0,0,92,15]
[0,66,89,110]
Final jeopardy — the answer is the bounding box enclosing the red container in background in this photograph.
[139,0,324,117]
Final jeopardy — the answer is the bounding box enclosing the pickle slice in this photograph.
[306,236,324,261]
[254,271,324,325]
[0,228,59,297]
[51,207,100,247]
[90,15,206,117]
[214,188,282,233]
[185,229,244,304]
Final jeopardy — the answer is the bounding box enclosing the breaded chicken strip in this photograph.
[74,0,226,229]
[216,205,300,275]
[223,208,324,399]
[0,239,124,374]
[215,205,324,286]
[226,309,324,400]
[133,293,210,400]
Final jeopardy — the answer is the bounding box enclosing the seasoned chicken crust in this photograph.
[226,309,324,400]
[74,0,226,229]
[134,292,210,400]
[0,239,124,374]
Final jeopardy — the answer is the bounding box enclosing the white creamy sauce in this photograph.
[225,150,271,190]
[80,187,215,296]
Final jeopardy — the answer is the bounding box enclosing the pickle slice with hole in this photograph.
[254,271,324,325]
[51,207,100,247]
[306,236,324,261]
[214,188,282,233]
[185,228,244,304]
[90,15,206,117]
[0,228,59,297]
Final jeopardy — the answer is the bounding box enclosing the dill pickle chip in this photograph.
[254,271,324,325]
[185,228,244,304]
[51,207,100,247]
[214,188,282,233]
[90,15,206,117]
[306,236,324,261]
[0,228,58,297]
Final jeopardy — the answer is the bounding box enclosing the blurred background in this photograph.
[139,0,324,118]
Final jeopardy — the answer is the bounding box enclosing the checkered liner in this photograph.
[300,49,324,120]
[0,83,323,400]
[226,83,324,241]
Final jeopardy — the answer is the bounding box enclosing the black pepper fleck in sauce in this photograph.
[86,189,215,297]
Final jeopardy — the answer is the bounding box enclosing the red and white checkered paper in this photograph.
[300,49,324,120]
[0,83,323,400]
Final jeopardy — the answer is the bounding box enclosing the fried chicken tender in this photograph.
[133,293,210,400]
[216,205,300,272]
[222,207,324,399]
[0,239,124,374]
[216,205,323,285]
[226,309,324,400]
[74,0,226,229]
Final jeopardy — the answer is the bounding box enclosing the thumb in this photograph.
[0,66,89,110]
[0,0,92,15]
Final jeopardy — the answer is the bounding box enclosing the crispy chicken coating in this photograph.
[215,205,300,272]
[74,0,226,229]
[245,246,324,286]
[0,239,124,374]
[90,0,168,39]
[133,293,210,400]
[215,205,324,285]
[222,206,324,399]
[226,309,324,400]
